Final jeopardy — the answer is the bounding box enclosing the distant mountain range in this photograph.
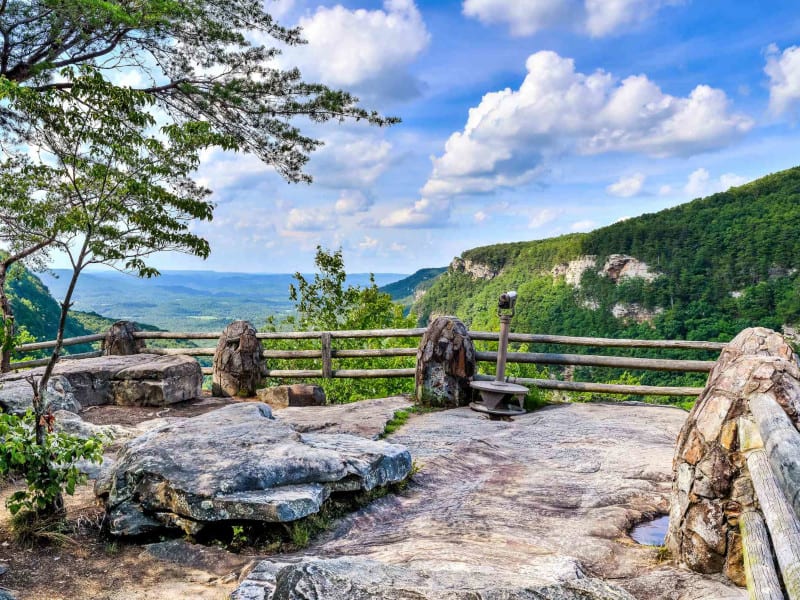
[36,270,406,334]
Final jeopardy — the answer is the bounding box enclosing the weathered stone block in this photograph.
[212,320,265,397]
[102,320,146,356]
[415,316,475,408]
[256,384,326,408]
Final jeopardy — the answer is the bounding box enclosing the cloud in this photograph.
[765,44,800,117]
[358,235,379,250]
[379,198,450,228]
[606,173,646,197]
[528,208,559,228]
[288,0,429,100]
[462,0,682,38]
[309,132,394,189]
[571,219,597,232]
[422,51,753,198]
[285,207,337,231]
[335,190,373,215]
[473,210,488,223]
[684,168,749,198]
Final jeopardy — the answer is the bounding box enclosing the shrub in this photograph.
[0,411,103,516]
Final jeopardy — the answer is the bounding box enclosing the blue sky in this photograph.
[155,0,800,274]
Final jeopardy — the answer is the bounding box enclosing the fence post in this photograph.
[415,316,476,408]
[102,320,145,356]
[212,320,265,397]
[320,332,333,379]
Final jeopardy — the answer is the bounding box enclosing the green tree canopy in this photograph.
[0,0,397,182]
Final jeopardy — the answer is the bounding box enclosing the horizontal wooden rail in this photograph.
[132,331,222,340]
[15,333,106,352]
[10,350,104,370]
[475,351,714,373]
[468,331,726,350]
[473,373,702,396]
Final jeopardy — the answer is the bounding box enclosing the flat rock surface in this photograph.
[277,396,412,439]
[237,403,745,600]
[97,402,412,536]
[0,354,202,411]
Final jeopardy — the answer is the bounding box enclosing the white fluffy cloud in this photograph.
[335,190,373,215]
[684,168,749,198]
[309,132,393,189]
[379,198,450,228]
[288,0,429,98]
[462,0,682,37]
[607,173,646,197]
[765,44,800,117]
[285,207,336,231]
[528,208,559,228]
[422,51,752,199]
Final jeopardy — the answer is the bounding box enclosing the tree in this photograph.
[270,246,416,403]
[0,67,226,516]
[0,0,397,182]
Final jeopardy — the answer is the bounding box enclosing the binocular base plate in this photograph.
[469,400,527,418]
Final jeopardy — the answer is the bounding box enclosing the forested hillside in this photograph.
[4,264,92,343]
[413,166,800,390]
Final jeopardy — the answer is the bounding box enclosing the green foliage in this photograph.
[414,166,800,403]
[2,260,92,347]
[381,409,411,437]
[266,246,417,403]
[0,412,104,517]
[380,267,448,306]
[0,0,396,184]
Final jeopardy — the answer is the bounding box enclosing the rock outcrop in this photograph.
[450,257,500,280]
[552,255,598,286]
[0,354,201,414]
[600,254,660,283]
[611,303,664,324]
[232,402,744,600]
[415,316,475,408]
[233,557,635,600]
[96,402,412,536]
[212,320,265,397]
[666,327,800,583]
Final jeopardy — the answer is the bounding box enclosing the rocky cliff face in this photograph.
[450,257,500,280]
[552,254,660,287]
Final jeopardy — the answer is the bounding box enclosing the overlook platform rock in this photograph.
[0,353,201,414]
[235,402,744,600]
[96,402,412,537]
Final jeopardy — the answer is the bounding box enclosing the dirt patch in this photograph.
[80,394,242,427]
[0,483,255,600]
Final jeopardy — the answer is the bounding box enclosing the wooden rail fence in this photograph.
[9,327,725,397]
[738,393,800,599]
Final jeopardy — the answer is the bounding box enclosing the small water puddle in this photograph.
[630,515,669,545]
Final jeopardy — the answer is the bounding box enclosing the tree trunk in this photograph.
[0,261,14,373]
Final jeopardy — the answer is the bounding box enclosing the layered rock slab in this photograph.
[0,354,201,413]
[236,402,744,599]
[96,402,412,536]
[232,556,635,600]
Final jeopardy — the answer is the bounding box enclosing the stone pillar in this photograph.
[212,320,265,397]
[667,327,800,585]
[415,316,476,408]
[102,320,145,356]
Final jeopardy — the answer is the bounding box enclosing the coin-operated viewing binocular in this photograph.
[497,290,517,316]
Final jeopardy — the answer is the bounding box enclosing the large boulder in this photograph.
[212,320,265,397]
[0,354,202,413]
[667,327,800,583]
[96,402,412,536]
[415,316,476,408]
[233,557,635,600]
